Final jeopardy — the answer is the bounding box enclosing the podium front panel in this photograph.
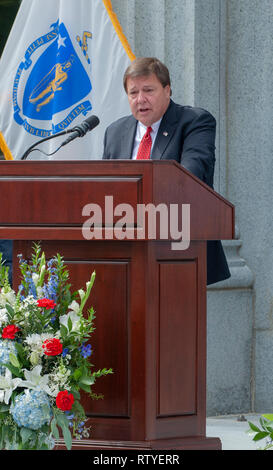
[13,239,207,444]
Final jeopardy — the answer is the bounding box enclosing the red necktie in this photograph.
[136,126,152,160]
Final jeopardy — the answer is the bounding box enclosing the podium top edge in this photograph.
[0,159,178,165]
[0,159,234,209]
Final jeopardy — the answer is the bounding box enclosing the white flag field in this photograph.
[0,0,135,160]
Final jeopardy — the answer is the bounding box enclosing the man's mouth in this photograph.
[138,108,150,113]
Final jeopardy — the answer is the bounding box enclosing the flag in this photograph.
[0,0,135,160]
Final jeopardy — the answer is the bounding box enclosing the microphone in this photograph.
[20,115,100,160]
[60,115,100,148]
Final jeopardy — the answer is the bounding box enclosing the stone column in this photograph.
[227,0,273,411]
[207,228,254,415]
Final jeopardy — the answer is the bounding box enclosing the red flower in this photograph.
[42,338,63,356]
[56,390,74,411]
[37,298,56,310]
[2,324,20,340]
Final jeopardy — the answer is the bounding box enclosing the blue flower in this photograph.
[62,347,69,358]
[47,259,55,271]
[10,390,52,430]
[80,343,92,358]
[24,272,37,298]
[65,411,74,427]
[43,274,59,302]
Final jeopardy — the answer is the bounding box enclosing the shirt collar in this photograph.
[138,118,162,134]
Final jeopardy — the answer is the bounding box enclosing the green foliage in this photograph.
[248,415,273,450]
[0,252,10,288]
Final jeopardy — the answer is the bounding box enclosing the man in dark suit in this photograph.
[103,57,230,285]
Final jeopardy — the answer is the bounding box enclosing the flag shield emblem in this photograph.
[14,20,92,136]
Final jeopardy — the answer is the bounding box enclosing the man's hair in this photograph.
[123,57,171,93]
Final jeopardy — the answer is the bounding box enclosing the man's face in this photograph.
[126,73,171,127]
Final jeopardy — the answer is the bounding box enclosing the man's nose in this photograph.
[137,91,147,103]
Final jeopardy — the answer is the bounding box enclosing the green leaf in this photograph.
[20,427,34,445]
[264,426,273,434]
[1,424,12,447]
[92,368,113,378]
[78,382,91,394]
[248,421,261,433]
[0,404,9,413]
[263,414,273,421]
[51,418,60,440]
[9,352,20,368]
[253,431,269,441]
[0,361,22,377]
[14,341,24,357]
[62,423,72,450]
[73,368,82,381]
[79,375,95,386]
[60,324,68,339]
[5,303,15,319]
[55,410,68,428]
[77,271,96,315]
[55,412,72,450]
[14,343,29,368]
[67,316,73,332]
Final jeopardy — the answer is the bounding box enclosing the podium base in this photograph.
[55,436,222,450]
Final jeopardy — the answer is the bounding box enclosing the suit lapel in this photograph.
[151,100,178,160]
[120,116,137,159]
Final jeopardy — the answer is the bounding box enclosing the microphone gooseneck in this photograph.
[20,115,100,160]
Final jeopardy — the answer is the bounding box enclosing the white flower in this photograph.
[60,311,81,332]
[16,365,51,395]
[32,273,40,287]
[0,369,21,404]
[40,264,45,277]
[25,333,43,355]
[68,300,80,314]
[48,363,71,397]
[18,296,38,320]
[0,289,16,308]
[36,286,44,298]
[78,289,85,301]
[22,295,37,308]
[0,308,8,327]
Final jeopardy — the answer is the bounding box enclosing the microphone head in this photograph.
[82,115,100,132]
[70,115,100,137]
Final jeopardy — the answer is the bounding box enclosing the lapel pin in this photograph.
[163,131,168,137]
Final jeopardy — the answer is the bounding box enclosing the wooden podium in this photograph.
[0,160,234,450]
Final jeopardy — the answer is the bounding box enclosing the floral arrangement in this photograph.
[0,244,112,450]
[248,414,273,450]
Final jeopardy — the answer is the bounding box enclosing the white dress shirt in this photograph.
[132,118,162,160]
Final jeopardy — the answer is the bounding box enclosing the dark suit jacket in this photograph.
[103,99,230,285]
